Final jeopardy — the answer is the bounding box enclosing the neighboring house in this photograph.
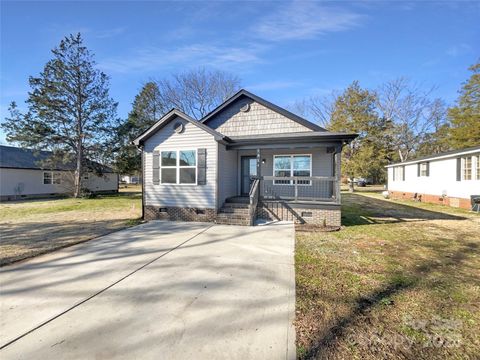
[0,145,119,201]
[120,174,141,184]
[133,89,357,226]
[386,145,480,209]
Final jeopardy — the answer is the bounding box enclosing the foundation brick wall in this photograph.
[144,206,216,222]
[257,201,341,227]
[388,190,472,209]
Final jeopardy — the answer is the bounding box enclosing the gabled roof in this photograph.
[385,145,480,167]
[132,109,227,146]
[0,145,114,172]
[200,89,326,132]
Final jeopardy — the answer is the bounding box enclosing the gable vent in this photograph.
[240,103,250,112]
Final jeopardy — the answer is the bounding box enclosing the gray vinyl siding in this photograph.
[206,97,312,136]
[143,116,217,209]
[217,144,238,208]
[235,147,334,199]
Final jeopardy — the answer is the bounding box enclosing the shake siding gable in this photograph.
[205,97,312,136]
[143,116,217,209]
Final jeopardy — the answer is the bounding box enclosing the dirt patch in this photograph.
[0,194,141,266]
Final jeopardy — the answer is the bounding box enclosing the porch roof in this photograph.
[225,131,357,149]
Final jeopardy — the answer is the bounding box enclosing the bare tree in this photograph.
[376,78,438,162]
[156,68,241,119]
[287,92,338,129]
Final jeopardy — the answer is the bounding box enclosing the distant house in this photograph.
[133,89,357,226]
[0,145,118,201]
[386,145,480,209]
[120,174,140,184]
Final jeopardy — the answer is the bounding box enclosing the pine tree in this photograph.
[2,33,118,197]
[448,61,480,148]
[115,82,165,175]
[329,81,393,189]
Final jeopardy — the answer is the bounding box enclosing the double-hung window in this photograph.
[161,150,197,184]
[273,155,311,185]
[43,171,61,185]
[475,155,480,180]
[394,166,404,181]
[419,162,428,176]
[462,156,472,180]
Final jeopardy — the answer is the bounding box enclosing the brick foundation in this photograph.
[257,201,341,227]
[144,206,216,222]
[388,191,472,209]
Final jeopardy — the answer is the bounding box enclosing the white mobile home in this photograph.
[386,146,480,209]
[0,145,119,201]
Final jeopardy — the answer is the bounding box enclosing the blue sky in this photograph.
[1,1,479,144]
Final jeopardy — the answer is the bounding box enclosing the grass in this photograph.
[0,193,142,266]
[295,192,480,359]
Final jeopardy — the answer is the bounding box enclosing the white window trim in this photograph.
[394,166,404,182]
[273,154,312,186]
[462,156,473,181]
[476,155,480,180]
[160,149,198,186]
[420,162,428,177]
[43,171,61,185]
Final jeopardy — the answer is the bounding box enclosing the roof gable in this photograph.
[201,89,326,133]
[132,109,226,146]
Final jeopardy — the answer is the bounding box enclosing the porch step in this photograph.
[225,196,250,204]
[222,202,250,209]
[215,199,251,225]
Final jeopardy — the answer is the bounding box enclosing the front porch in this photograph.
[216,141,343,226]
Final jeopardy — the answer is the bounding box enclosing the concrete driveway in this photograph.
[0,221,295,359]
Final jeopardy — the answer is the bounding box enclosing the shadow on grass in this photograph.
[299,237,477,359]
[341,193,466,226]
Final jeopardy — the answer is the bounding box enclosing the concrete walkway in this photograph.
[0,221,295,359]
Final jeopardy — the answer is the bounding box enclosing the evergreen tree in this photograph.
[448,61,480,148]
[329,81,393,189]
[2,33,118,197]
[115,82,165,175]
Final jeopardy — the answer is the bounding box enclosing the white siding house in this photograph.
[0,145,118,200]
[134,89,357,226]
[386,146,480,209]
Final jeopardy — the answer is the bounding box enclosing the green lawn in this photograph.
[296,192,479,359]
[0,193,142,266]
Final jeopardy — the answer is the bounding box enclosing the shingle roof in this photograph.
[385,145,480,167]
[132,108,227,146]
[0,145,114,172]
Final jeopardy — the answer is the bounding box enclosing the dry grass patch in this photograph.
[0,194,142,266]
[296,193,479,359]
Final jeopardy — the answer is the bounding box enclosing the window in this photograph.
[43,171,61,185]
[476,155,480,180]
[462,156,472,180]
[420,162,428,177]
[160,149,196,184]
[273,155,311,185]
[394,166,404,181]
[43,172,52,184]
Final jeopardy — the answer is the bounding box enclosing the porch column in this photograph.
[334,145,342,204]
[256,148,261,178]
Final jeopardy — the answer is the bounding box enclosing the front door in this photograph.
[241,156,257,196]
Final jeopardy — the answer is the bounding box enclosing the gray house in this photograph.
[0,145,119,201]
[133,90,356,226]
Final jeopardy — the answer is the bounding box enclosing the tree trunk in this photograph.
[74,142,82,198]
[348,176,355,192]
